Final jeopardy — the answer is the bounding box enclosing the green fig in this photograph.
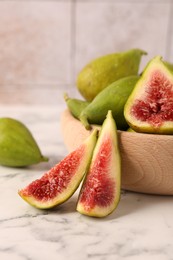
[79,76,140,130]
[124,56,173,134]
[64,93,90,120]
[0,118,48,167]
[163,61,173,72]
[127,127,135,132]
[77,111,121,217]
[77,48,147,101]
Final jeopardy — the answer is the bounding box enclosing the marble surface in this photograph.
[1,105,173,260]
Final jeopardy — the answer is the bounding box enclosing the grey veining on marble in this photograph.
[0,105,173,260]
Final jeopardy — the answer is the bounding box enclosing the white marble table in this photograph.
[1,105,173,260]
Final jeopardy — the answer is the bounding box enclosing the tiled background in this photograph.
[0,0,172,105]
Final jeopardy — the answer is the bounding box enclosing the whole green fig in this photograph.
[80,76,139,130]
[64,93,90,120]
[77,48,147,101]
[0,118,48,167]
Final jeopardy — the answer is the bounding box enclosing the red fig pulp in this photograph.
[77,111,121,217]
[18,129,98,209]
[124,56,173,134]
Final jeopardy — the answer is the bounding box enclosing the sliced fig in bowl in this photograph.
[124,56,173,134]
[76,111,121,217]
[18,129,98,209]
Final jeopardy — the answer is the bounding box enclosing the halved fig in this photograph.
[18,129,98,209]
[124,56,173,134]
[76,111,121,217]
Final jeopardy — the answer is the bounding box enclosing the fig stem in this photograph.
[64,93,69,102]
[80,114,91,130]
[41,156,49,162]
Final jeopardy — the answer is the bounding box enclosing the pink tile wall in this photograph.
[0,1,71,104]
[0,0,172,104]
[75,1,170,78]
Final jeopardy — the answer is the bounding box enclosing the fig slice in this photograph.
[124,56,173,134]
[76,111,121,217]
[18,129,98,209]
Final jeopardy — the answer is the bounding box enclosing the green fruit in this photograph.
[77,111,121,218]
[64,93,90,120]
[163,61,173,72]
[77,48,147,101]
[124,56,173,134]
[80,76,140,130]
[0,118,48,167]
[18,129,98,209]
[127,127,135,132]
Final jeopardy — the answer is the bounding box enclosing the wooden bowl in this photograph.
[60,109,173,195]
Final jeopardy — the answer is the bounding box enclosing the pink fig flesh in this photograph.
[79,137,116,211]
[77,111,121,217]
[124,56,173,134]
[131,70,173,127]
[18,129,98,209]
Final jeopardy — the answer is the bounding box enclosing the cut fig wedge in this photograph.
[76,111,121,217]
[124,56,173,134]
[18,129,98,209]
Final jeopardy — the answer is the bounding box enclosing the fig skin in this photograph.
[127,127,135,132]
[77,111,121,218]
[64,93,90,120]
[79,76,139,131]
[77,49,147,101]
[164,60,173,72]
[0,117,48,167]
[124,56,173,134]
